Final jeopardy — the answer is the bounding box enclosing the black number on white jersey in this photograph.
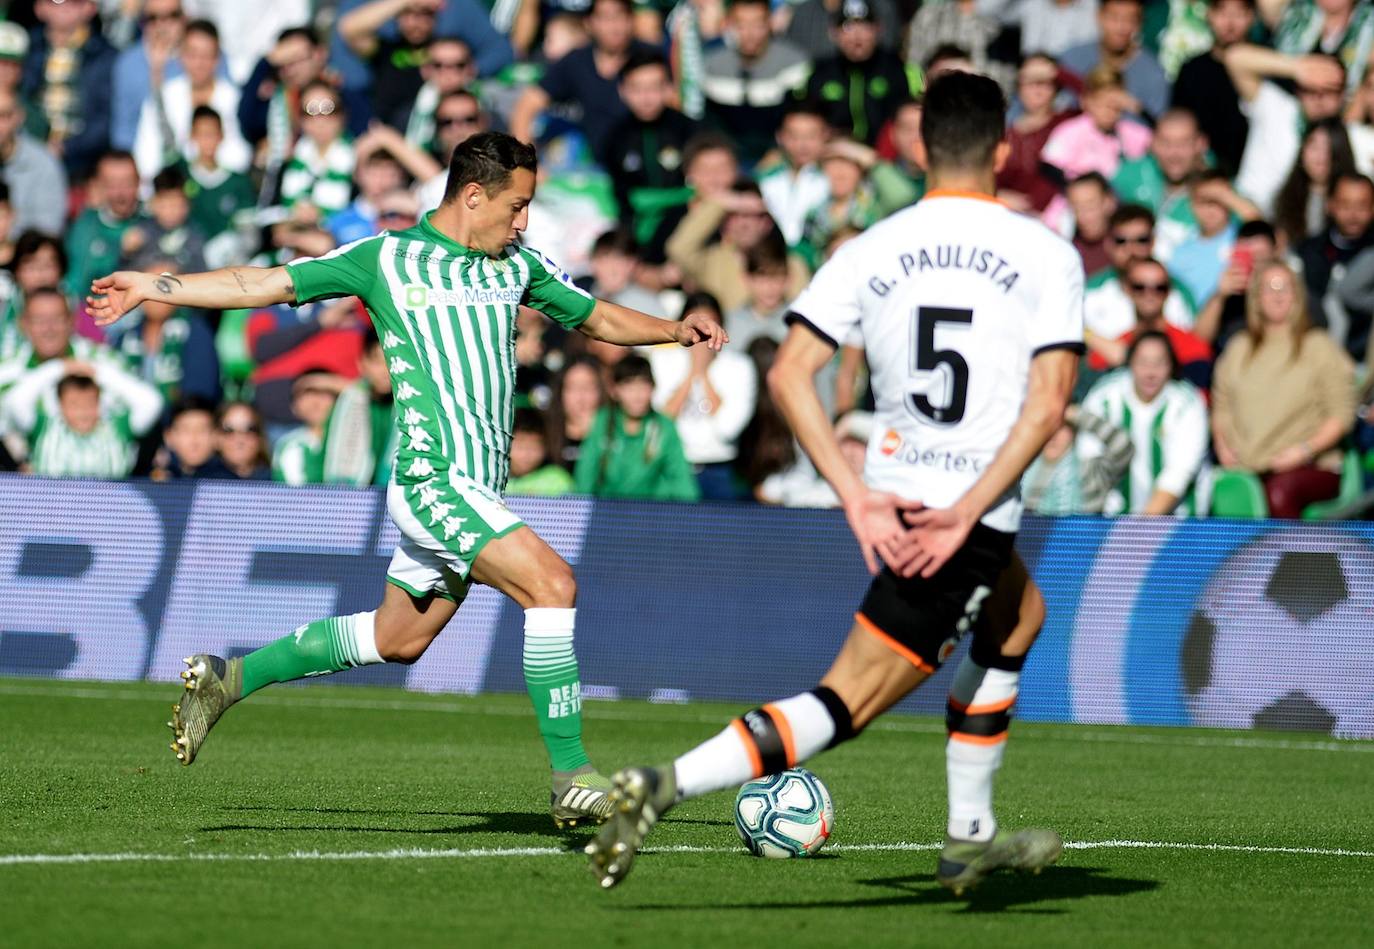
[908,306,973,425]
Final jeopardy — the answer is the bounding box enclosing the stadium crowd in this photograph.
[1,0,1374,518]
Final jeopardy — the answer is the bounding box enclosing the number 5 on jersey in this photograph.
[909,307,972,425]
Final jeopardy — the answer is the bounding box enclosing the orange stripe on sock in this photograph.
[732,718,764,777]
[762,703,797,767]
[949,731,1009,746]
[965,697,1017,715]
[854,612,936,674]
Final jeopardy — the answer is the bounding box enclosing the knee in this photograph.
[526,563,577,608]
[374,619,436,664]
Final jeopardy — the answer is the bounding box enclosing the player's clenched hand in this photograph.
[843,488,925,576]
[87,271,152,327]
[899,505,976,579]
[674,312,729,351]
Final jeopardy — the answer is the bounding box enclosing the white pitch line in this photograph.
[2,682,1371,753]
[1,840,1371,868]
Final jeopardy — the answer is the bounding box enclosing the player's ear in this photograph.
[461,182,483,210]
[992,139,1011,176]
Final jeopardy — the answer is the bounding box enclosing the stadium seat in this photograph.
[1301,451,1364,521]
[1210,468,1269,518]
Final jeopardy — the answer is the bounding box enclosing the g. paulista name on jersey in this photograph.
[865,245,1022,299]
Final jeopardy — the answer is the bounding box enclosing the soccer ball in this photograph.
[734,768,834,858]
[1182,527,1374,740]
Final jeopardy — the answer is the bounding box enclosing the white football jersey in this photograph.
[788,191,1085,533]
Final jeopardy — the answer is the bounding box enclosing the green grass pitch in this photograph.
[2,678,1372,948]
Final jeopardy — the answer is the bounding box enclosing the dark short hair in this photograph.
[168,396,218,428]
[152,166,187,194]
[925,43,971,72]
[190,105,222,129]
[619,48,669,82]
[276,25,319,47]
[612,354,654,385]
[745,241,788,275]
[1237,219,1276,242]
[591,228,638,258]
[1333,171,1374,197]
[1110,203,1155,231]
[513,406,549,437]
[1189,167,1230,189]
[0,180,9,206]
[1207,0,1255,8]
[680,290,723,322]
[682,131,736,170]
[438,89,481,112]
[57,373,100,400]
[1126,256,1168,280]
[1127,329,1179,377]
[1101,0,1144,9]
[185,18,218,44]
[443,131,537,204]
[361,327,381,354]
[1068,171,1112,195]
[96,150,137,175]
[23,285,69,315]
[587,0,633,17]
[919,72,1006,173]
[782,98,830,126]
[11,230,67,276]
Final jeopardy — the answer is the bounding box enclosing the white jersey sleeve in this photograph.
[785,240,863,348]
[1028,242,1086,356]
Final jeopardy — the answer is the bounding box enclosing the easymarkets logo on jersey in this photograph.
[403,284,523,309]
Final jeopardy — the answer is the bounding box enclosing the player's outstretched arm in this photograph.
[578,300,728,351]
[87,267,297,327]
[903,349,1078,578]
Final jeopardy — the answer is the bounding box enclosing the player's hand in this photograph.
[675,312,728,351]
[899,504,977,579]
[87,271,153,327]
[843,487,926,576]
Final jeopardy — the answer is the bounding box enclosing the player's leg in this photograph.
[470,526,613,827]
[937,552,1063,895]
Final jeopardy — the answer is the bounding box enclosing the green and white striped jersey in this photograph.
[29,412,137,479]
[285,213,596,493]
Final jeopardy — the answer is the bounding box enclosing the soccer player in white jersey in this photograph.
[585,71,1085,892]
[87,132,727,829]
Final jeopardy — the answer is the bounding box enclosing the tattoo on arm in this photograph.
[154,273,183,296]
[231,269,250,294]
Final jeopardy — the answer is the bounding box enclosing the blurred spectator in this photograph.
[1014,0,1102,58]
[403,37,478,153]
[1212,259,1357,517]
[1085,204,1196,345]
[120,167,207,273]
[1112,108,1210,260]
[510,0,650,159]
[111,0,187,151]
[666,178,807,312]
[340,0,448,130]
[2,362,161,478]
[320,329,397,486]
[327,151,407,246]
[0,21,46,142]
[151,395,215,478]
[758,101,830,248]
[0,85,67,239]
[65,151,148,302]
[1264,0,1374,98]
[272,370,342,485]
[1022,403,1135,515]
[513,306,556,408]
[195,0,313,87]
[1090,257,1214,386]
[0,231,69,359]
[1061,0,1170,121]
[603,49,698,230]
[574,353,699,500]
[238,27,369,169]
[726,243,792,351]
[998,54,1072,216]
[1079,330,1210,515]
[359,117,454,214]
[1168,170,1257,305]
[0,184,13,271]
[1065,172,1118,279]
[1193,218,1278,348]
[23,0,117,177]
[701,0,809,165]
[798,138,877,268]
[0,288,125,401]
[783,0,902,62]
[649,291,757,499]
[757,409,870,508]
[1042,65,1153,182]
[506,406,575,495]
[735,335,794,499]
[906,3,1005,90]
[182,106,257,242]
[803,0,915,145]
[1274,118,1356,247]
[280,80,355,215]
[133,18,249,182]
[209,400,272,480]
[584,229,663,314]
[871,98,925,217]
[1227,44,1345,216]
[548,355,606,471]
[1298,171,1374,359]
[103,256,219,405]
[1172,0,1255,178]
[248,295,364,432]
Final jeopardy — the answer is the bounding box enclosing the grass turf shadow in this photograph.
[200,809,587,841]
[626,865,1160,914]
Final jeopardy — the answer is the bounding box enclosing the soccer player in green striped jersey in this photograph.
[88,132,727,828]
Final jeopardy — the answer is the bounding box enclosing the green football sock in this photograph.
[240,611,383,698]
[523,608,591,772]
